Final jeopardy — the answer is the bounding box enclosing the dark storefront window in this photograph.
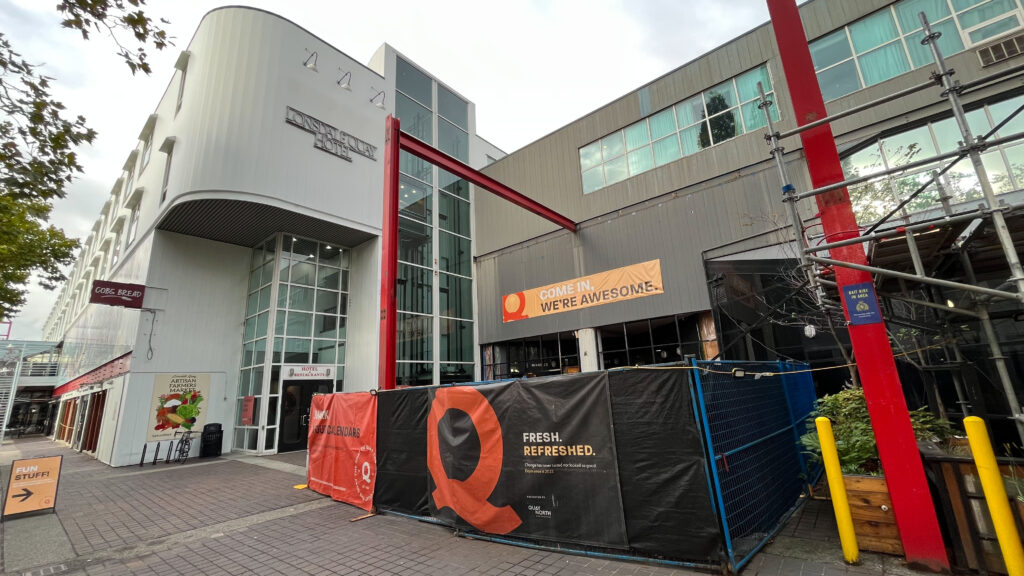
[599,314,703,369]
[482,331,580,380]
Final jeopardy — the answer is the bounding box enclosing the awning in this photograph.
[53,352,132,397]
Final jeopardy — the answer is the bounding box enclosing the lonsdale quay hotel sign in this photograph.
[285,106,377,162]
[502,260,664,322]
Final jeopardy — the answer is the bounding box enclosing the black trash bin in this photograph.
[200,423,223,458]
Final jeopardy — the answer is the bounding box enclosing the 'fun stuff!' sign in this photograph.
[502,260,664,322]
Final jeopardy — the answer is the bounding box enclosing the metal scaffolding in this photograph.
[756,13,1024,444]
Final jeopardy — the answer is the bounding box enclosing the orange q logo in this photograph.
[502,292,528,323]
[427,387,522,534]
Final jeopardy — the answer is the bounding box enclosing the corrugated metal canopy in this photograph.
[157,198,378,248]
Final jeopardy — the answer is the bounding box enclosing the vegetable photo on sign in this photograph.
[154,390,204,432]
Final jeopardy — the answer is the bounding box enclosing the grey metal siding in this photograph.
[477,157,814,343]
[475,0,1024,343]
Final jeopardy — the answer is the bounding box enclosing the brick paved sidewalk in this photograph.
[1,438,918,576]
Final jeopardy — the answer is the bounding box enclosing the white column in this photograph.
[576,328,600,372]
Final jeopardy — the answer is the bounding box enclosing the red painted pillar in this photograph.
[766,1,949,570]
[378,115,401,391]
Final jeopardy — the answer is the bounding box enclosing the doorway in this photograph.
[277,379,332,452]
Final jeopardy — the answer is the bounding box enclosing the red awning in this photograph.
[53,352,132,397]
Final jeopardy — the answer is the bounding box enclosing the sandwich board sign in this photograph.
[3,456,63,518]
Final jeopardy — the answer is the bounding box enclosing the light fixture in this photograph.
[804,324,817,338]
[337,70,351,90]
[370,90,386,109]
[303,50,319,72]
[946,299,956,308]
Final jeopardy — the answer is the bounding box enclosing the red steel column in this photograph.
[378,115,401,391]
[767,1,949,570]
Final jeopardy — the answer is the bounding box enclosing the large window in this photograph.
[598,315,703,369]
[234,235,349,453]
[579,64,777,194]
[811,0,1024,102]
[482,331,580,380]
[393,57,476,387]
[843,93,1024,222]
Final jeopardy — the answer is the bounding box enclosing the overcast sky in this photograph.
[2,0,777,340]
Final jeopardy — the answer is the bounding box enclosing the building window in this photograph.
[809,0,1024,102]
[438,84,468,131]
[139,114,157,170]
[159,138,175,203]
[122,170,134,208]
[174,51,190,115]
[126,203,141,246]
[109,232,121,270]
[597,315,703,369]
[579,64,777,194]
[842,93,1024,222]
[141,134,153,169]
[393,59,476,388]
[482,332,580,380]
[396,57,432,108]
[175,66,187,114]
[235,235,350,453]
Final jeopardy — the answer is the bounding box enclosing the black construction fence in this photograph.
[368,361,818,573]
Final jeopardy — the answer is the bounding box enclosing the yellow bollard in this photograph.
[816,417,859,565]
[964,416,1024,576]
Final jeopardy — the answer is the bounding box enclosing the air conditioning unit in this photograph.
[977,33,1024,67]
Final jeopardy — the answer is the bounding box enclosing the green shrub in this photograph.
[800,388,953,476]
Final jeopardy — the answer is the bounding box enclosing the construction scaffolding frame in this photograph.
[756,12,1024,445]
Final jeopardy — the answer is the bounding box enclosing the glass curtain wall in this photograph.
[579,65,778,194]
[234,234,350,453]
[393,57,476,387]
[842,93,1024,222]
[811,0,1024,102]
[235,237,274,452]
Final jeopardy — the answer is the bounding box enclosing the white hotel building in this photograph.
[41,6,501,464]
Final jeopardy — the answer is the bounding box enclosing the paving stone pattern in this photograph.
[1,438,915,575]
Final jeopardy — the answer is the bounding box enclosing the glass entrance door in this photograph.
[277,379,332,452]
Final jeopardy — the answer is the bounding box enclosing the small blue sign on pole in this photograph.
[841,282,882,325]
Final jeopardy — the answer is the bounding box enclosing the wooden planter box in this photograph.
[842,475,904,556]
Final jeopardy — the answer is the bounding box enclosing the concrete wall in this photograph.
[104,231,247,466]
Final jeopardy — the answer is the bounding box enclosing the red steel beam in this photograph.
[767,0,949,570]
[378,118,577,391]
[378,115,401,391]
[399,133,577,233]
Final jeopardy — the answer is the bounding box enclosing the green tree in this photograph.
[0,1,169,321]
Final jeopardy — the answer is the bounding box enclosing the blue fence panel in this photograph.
[691,360,818,572]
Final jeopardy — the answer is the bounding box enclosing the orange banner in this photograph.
[503,260,663,322]
[307,392,377,511]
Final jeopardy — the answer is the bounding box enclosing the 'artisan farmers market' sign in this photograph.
[147,373,210,442]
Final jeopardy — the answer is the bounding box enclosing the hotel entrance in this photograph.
[236,234,350,454]
[278,378,332,452]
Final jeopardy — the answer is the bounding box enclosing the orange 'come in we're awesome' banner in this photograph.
[502,260,664,323]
